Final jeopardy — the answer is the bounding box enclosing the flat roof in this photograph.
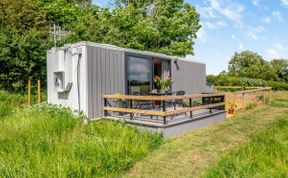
[50,41,205,65]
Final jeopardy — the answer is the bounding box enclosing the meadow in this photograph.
[1,90,288,177]
[0,90,163,177]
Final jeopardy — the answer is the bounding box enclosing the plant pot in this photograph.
[227,108,235,114]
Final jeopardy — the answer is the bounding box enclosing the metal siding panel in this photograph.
[114,51,120,92]
[86,46,141,118]
[110,50,115,94]
[87,46,93,117]
[97,47,103,117]
[92,47,97,117]
[171,60,206,94]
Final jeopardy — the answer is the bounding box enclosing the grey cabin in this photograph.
[47,41,207,119]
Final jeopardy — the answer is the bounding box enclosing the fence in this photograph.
[222,87,272,111]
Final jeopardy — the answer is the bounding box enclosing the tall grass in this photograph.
[0,90,27,118]
[0,92,163,177]
[204,112,288,177]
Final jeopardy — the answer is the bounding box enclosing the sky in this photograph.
[92,0,288,74]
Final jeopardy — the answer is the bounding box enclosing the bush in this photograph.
[207,75,268,88]
[267,81,288,90]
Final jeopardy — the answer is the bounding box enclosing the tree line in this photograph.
[0,0,200,91]
[208,51,288,90]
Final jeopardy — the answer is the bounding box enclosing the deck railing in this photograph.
[103,93,226,124]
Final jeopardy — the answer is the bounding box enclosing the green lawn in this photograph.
[125,91,288,178]
[0,91,163,177]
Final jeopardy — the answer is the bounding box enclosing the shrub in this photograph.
[207,75,267,88]
[267,81,288,90]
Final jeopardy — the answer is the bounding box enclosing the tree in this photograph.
[228,51,278,81]
[0,0,201,91]
[0,0,52,91]
[270,59,288,82]
[64,0,201,56]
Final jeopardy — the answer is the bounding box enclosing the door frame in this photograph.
[124,52,171,94]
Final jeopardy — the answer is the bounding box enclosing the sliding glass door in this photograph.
[127,56,151,94]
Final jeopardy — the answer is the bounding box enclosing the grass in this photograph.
[204,94,288,177]
[125,91,288,178]
[0,91,163,177]
[2,90,288,177]
[204,114,288,177]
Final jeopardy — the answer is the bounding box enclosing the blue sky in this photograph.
[92,0,288,74]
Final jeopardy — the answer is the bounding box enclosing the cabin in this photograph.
[47,41,226,137]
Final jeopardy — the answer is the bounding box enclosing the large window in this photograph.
[127,56,151,94]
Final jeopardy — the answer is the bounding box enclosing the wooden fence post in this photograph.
[37,80,41,104]
[28,80,31,106]
[269,89,272,99]
[242,93,244,109]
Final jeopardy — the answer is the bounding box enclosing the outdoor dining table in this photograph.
[147,92,173,111]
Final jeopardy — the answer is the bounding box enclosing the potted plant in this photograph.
[153,75,173,93]
[227,101,237,114]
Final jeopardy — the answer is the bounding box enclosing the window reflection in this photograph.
[127,56,151,94]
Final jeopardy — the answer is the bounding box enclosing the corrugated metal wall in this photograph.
[86,46,126,118]
[171,60,206,94]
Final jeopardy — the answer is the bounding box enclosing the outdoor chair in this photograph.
[172,91,187,116]
[133,92,155,110]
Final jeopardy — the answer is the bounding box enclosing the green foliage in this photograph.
[269,97,288,108]
[204,114,288,177]
[245,102,257,110]
[229,51,278,81]
[270,59,288,82]
[0,100,163,177]
[0,90,27,118]
[207,74,268,88]
[0,0,200,91]
[267,81,288,90]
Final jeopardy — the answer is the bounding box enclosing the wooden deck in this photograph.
[103,93,226,133]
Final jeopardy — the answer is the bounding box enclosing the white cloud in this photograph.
[207,0,245,25]
[196,6,217,19]
[267,43,288,59]
[248,32,258,40]
[232,35,236,39]
[254,26,265,33]
[262,17,271,23]
[272,11,283,21]
[252,0,259,7]
[239,43,244,50]
[281,0,288,7]
[197,28,208,42]
[204,20,227,29]
[247,26,265,40]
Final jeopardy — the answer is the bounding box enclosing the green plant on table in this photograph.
[153,75,172,93]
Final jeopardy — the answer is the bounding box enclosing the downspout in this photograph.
[64,45,82,114]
